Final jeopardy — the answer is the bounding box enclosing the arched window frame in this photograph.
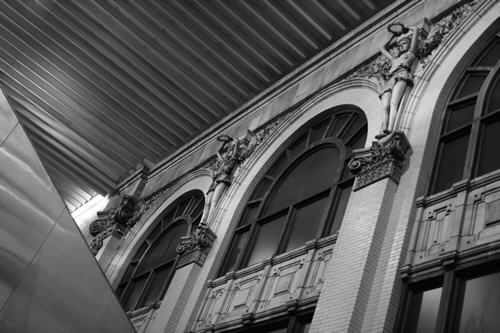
[219,107,367,276]
[116,190,204,312]
[430,29,500,194]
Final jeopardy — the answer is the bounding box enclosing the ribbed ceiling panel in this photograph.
[0,0,394,211]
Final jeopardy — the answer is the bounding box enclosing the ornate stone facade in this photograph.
[348,131,411,190]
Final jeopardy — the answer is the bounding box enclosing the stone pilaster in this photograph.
[309,133,411,333]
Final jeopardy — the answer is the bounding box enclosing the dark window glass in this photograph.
[430,32,500,195]
[474,39,500,67]
[432,133,470,193]
[444,101,475,133]
[290,134,308,155]
[251,177,273,201]
[414,288,442,333]
[327,113,349,137]
[402,286,442,333]
[264,147,339,215]
[310,119,330,143]
[137,223,185,274]
[138,264,172,308]
[220,231,250,274]
[124,277,147,311]
[286,195,328,251]
[247,215,287,266]
[452,72,487,100]
[485,75,500,114]
[221,108,366,275]
[476,119,500,176]
[118,191,204,312]
[238,203,259,228]
[459,271,500,333]
[268,153,288,178]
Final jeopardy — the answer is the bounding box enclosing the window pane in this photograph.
[444,101,475,133]
[327,114,350,138]
[476,119,500,176]
[133,242,148,261]
[340,115,363,142]
[238,204,259,228]
[137,223,186,274]
[290,134,308,155]
[247,215,287,266]
[432,132,470,193]
[347,126,367,150]
[251,177,272,200]
[330,184,352,235]
[485,75,500,114]
[474,39,500,67]
[414,287,442,333]
[302,148,340,199]
[459,271,500,333]
[286,195,328,252]
[452,72,487,100]
[139,263,172,308]
[123,276,147,311]
[309,118,330,143]
[220,230,250,275]
[265,147,339,214]
[268,153,288,178]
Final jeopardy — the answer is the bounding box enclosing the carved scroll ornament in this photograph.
[348,131,411,190]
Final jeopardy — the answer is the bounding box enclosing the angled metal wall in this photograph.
[0,88,135,333]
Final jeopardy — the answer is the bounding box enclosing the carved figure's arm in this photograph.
[230,136,240,158]
[410,26,419,53]
[380,39,394,60]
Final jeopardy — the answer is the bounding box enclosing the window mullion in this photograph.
[277,206,296,254]
[134,271,154,311]
[465,66,498,178]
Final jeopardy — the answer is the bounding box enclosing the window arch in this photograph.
[430,30,500,194]
[116,190,204,312]
[219,106,367,275]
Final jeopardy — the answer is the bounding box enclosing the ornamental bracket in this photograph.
[176,224,217,269]
[348,131,411,191]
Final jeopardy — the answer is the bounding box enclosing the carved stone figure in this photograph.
[88,194,142,255]
[202,130,256,226]
[377,23,420,138]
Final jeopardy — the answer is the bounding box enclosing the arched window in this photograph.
[219,107,367,275]
[116,191,204,312]
[430,30,500,194]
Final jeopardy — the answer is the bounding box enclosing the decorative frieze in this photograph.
[176,224,217,268]
[348,131,411,191]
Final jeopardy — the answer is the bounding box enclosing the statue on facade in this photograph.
[202,130,256,226]
[376,23,420,138]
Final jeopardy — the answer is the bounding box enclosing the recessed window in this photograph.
[430,32,500,194]
[399,263,500,333]
[116,191,204,312]
[219,107,367,275]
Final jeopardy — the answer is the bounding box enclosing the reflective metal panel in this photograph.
[0,90,134,332]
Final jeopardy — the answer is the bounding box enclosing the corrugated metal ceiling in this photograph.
[0,0,394,211]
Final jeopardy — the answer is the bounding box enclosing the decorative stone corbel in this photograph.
[176,224,217,269]
[88,194,143,255]
[348,131,411,191]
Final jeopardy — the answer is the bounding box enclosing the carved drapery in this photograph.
[348,131,411,190]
